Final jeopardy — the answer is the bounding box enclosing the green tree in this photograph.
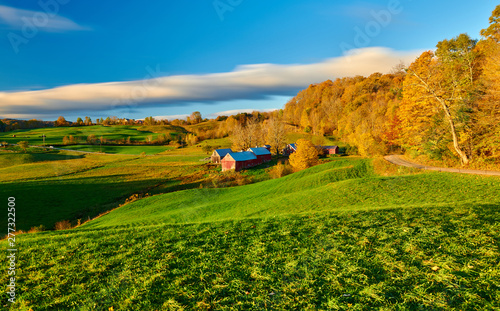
[202,144,213,154]
[18,141,29,153]
[289,139,319,171]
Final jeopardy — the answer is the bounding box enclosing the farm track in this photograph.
[384,155,500,176]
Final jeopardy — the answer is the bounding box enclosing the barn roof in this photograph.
[323,145,338,149]
[224,151,257,162]
[214,148,233,157]
[289,143,297,150]
[248,147,271,156]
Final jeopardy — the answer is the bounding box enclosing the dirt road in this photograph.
[384,155,500,176]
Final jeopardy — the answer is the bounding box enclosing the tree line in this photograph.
[281,5,500,166]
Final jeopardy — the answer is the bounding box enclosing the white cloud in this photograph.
[0,5,90,32]
[0,47,422,118]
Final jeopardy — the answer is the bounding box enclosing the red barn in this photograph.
[282,143,297,156]
[211,148,233,164]
[247,147,272,164]
[221,151,258,172]
[323,145,339,154]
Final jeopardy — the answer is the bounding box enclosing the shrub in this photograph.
[18,141,29,152]
[54,220,72,230]
[269,162,293,179]
[87,134,97,144]
[28,225,46,233]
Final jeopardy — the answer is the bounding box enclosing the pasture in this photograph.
[0,125,186,146]
[2,157,499,310]
[59,145,173,155]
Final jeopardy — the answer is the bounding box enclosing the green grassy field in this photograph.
[2,158,499,310]
[0,149,209,231]
[0,125,185,146]
[60,145,173,155]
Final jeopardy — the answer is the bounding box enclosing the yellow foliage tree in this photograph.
[289,139,319,171]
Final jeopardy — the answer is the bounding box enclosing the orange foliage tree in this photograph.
[289,139,319,171]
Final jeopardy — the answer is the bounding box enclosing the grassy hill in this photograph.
[0,125,186,146]
[0,149,209,231]
[3,158,500,310]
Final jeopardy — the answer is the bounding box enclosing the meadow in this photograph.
[2,157,499,310]
[0,148,209,231]
[59,145,173,155]
[0,125,186,146]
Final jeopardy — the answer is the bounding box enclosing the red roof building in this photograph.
[247,147,272,164]
[221,151,258,172]
[323,146,339,154]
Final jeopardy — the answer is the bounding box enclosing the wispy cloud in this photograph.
[0,47,421,118]
[0,5,90,32]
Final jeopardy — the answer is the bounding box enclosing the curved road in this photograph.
[384,155,500,176]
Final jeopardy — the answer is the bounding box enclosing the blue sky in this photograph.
[0,0,496,121]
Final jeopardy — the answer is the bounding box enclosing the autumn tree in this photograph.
[403,34,480,165]
[55,116,68,127]
[87,134,97,144]
[144,116,156,126]
[289,139,319,171]
[186,133,198,146]
[476,5,500,158]
[266,118,286,155]
[189,111,203,124]
[231,117,262,151]
[76,117,83,125]
[84,116,92,126]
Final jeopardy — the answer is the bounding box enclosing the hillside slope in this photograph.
[84,158,500,229]
[3,158,500,310]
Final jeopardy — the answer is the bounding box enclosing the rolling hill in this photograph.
[3,158,500,310]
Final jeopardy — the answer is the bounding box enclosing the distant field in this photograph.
[0,149,208,231]
[60,144,173,155]
[0,125,185,146]
[4,158,499,310]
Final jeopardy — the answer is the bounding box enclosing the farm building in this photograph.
[211,148,233,164]
[221,151,258,172]
[282,143,297,156]
[323,145,340,154]
[247,147,272,164]
[263,144,271,151]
